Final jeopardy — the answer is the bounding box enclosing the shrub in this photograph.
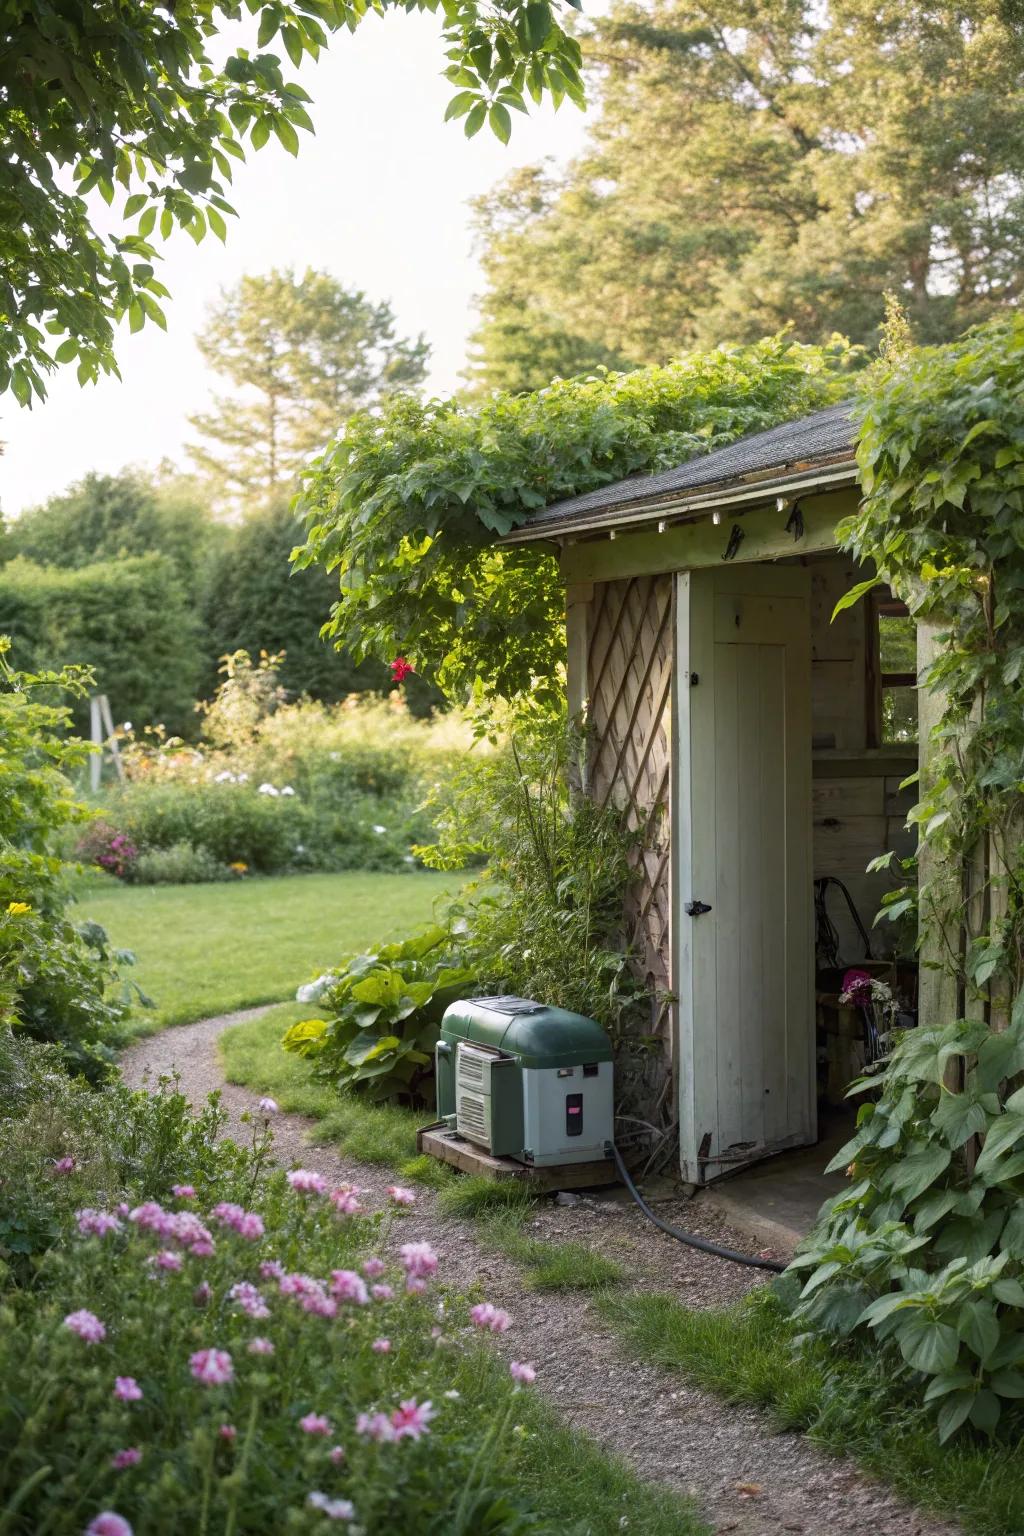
[74,820,139,880]
[128,843,230,885]
[0,553,204,738]
[109,781,311,875]
[94,652,476,879]
[0,641,131,1076]
[417,705,648,1040]
[283,924,476,1103]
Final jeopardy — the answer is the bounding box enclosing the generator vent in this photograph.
[455,1042,497,1150]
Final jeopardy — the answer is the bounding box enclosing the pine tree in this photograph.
[467,0,1024,393]
[188,269,429,506]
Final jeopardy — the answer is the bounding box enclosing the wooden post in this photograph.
[89,696,103,794]
[916,621,960,1030]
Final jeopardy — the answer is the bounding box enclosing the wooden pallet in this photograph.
[416,1122,617,1192]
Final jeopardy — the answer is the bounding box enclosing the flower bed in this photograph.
[0,1142,545,1535]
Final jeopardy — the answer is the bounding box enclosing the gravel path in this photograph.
[122,1012,959,1536]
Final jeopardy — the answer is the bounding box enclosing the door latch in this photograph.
[685,899,712,917]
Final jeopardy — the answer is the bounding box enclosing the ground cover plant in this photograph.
[282,923,477,1103]
[600,1286,1024,1536]
[77,872,456,1037]
[0,1028,705,1536]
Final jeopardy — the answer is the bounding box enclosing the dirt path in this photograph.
[122,1012,958,1536]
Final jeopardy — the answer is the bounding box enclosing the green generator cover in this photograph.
[440,996,612,1069]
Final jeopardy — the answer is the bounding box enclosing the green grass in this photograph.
[220,1002,427,1168]
[477,1205,627,1291]
[77,869,455,1035]
[598,1288,1024,1536]
[437,1173,538,1219]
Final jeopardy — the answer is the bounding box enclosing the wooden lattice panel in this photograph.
[586,576,673,1034]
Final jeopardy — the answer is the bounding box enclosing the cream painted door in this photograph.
[675,564,815,1184]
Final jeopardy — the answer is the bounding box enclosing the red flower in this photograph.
[390,656,414,683]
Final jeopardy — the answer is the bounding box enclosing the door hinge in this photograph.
[685,899,712,917]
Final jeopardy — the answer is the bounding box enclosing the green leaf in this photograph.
[275,117,300,156]
[832,576,883,620]
[138,206,156,239]
[488,103,512,144]
[464,101,487,138]
[898,1316,960,1375]
[936,1390,974,1442]
[54,338,79,363]
[444,91,479,122]
[958,1299,1000,1365]
[524,2,553,49]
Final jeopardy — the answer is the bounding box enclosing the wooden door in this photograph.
[675,564,814,1184]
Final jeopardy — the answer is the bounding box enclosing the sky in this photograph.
[2,11,597,517]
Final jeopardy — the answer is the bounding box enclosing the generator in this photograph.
[434,996,614,1167]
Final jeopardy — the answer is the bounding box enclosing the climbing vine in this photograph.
[788,313,1024,1441]
[293,336,854,706]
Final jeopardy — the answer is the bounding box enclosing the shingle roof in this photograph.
[502,403,858,543]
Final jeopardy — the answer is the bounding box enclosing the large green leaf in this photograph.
[344,1033,402,1068]
[897,1316,960,1375]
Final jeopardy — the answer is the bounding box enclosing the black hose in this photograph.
[611,1141,787,1275]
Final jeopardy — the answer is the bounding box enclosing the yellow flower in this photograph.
[6,901,31,916]
[229,861,249,874]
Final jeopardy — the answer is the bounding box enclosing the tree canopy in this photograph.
[7,469,221,590]
[188,268,428,506]
[294,334,854,705]
[0,0,585,406]
[466,0,1024,393]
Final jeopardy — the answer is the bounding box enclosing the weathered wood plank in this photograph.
[416,1125,616,1189]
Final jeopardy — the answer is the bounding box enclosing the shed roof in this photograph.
[502,403,859,544]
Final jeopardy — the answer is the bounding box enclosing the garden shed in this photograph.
[502,405,929,1184]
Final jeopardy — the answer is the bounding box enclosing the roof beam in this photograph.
[558,488,859,585]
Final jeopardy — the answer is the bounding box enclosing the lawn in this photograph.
[78,870,457,1035]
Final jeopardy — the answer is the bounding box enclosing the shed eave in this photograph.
[500,455,858,547]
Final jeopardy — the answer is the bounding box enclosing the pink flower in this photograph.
[172,1184,196,1200]
[405,1277,427,1296]
[386,1185,416,1206]
[390,657,414,683]
[362,1258,386,1279]
[355,1411,396,1443]
[193,1282,212,1308]
[76,1208,122,1239]
[371,1284,394,1301]
[111,1448,141,1470]
[287,1169,327,1196]
[399,1241,437,1280]
[299,1412,332,1436]
[53,1156,76,1174]
[470,1302,511,1334]
[210,1203,264,1241]
[307,1492,355,1521]
[329,1269,369,1306]
[228,1282,270,1320]
[64,1309,106,1344]
[372,1337,391,1354]
[840,968,875,1005]
[128,1201,168,1233]
[302,1291,338,1319]
[191,1240,215,1258]
[113,1377,143,1402]
[257,1096,279,1115]
[260,1260,285,1281]
[86,1515,133,1536]
[329,1188,363,1216]
[248,1336,275,1356]
[189,1348,233,1386]
[329,1445,345,1464]
[150,1250,183,1272]
[390,1398,436,1441]
[510,1361,536,1385]
[219,1424,237,1441]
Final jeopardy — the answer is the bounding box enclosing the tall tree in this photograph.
[0,0,584,408]
[467,0,1024,393]
[187,269,429,505]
